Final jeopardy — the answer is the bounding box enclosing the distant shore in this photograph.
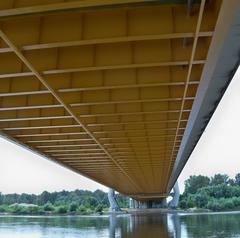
[1,208,240,217]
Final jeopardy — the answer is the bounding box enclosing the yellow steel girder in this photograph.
[0,0,222,198]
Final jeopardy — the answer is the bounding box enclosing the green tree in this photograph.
[195,192,209,208]
[211,174,229,185]
[0,205,8,212]
[26,206,41,214]
[69,202,78,212]
[18,193,36,204]
[38,191,52,205]
[0,193,3,205]
[232,197,240,207]
[10,205,27,214]
[235,173,240,186]
[186,194,196,208]
[56,206,67,214]
[78,204,87,213]
[228,179,235,186]
[180,173,240,211]
[184,175,210,194]
[95,204,103,214]
[43,202,54,211]
[0,189,128,214]
[3,193,19,205]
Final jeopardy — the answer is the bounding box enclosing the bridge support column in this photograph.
[138,201,147,209]
[129,198,133,208]
[108,189,121,212]
[160,198,168,208]
[133,199,139,209]
[130,198,169,209]
[168,182,180,209]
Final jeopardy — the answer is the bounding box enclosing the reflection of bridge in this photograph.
[109,213,181,237]
[0,1,239,202]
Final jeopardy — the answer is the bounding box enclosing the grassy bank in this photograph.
[0,203,106,215]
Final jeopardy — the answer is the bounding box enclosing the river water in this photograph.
[0,211,240,238]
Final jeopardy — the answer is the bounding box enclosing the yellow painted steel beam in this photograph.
[13,127,184,137]
[0,81,199,98]
[3,124,80,131]
[78,109,191,118]
[0,97,194,111]
[0,61,204,79]
[165,0,206,188]
[0,0,169,18]
[0,32,213,53]
[25,134,182,143]
[45,149,104,153]
[0,29,142,193]
[0,0,225,196]
[0,115,72,122]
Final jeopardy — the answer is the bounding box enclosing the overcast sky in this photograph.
[0,67,239,195]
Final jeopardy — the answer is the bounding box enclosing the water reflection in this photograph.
[181,212,240,238]
[0,212,240,237]
[109,214,176,237]
[171,215,181,238]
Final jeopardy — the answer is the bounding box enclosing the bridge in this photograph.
[0,0,239,203]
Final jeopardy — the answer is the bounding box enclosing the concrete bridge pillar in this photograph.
[130,198,169,209]
[129,198,133,208]
[160,198,168,208]
[108,189,121,212]
[168,182,180,209]
[133,199,139,209]
[139,201,147,209]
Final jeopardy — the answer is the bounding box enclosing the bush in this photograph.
[69,202,78,212]
[95,204,103,214]
[207,200,222,211]
[232,197,240,207]
[224,199,234,209]
[186,194,196,208]
[10,205,27,214]
[195,192,209,208]
[43,202,54,212]
[78,204,87,213]
[56,206,67,214]
[0,205,9,213]
[25,206,41,214]
[179,197,188,209]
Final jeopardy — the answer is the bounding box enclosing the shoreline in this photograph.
[1,209,240,217]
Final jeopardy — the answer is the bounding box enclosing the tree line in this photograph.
[0,189,128,215]
[179,173,240,211]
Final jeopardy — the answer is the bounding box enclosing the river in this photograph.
[0,211,240,237]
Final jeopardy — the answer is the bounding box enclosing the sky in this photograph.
[0,67,240,195]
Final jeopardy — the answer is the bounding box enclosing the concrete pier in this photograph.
[168,182,180,209]
[108,189,121,212]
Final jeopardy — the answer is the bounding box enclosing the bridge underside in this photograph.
[0,0,239,200]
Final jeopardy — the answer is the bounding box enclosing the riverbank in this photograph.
[0,203,105,216]
[0,203,129,216]
[1,207,240,217]
[126,207,240,215]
